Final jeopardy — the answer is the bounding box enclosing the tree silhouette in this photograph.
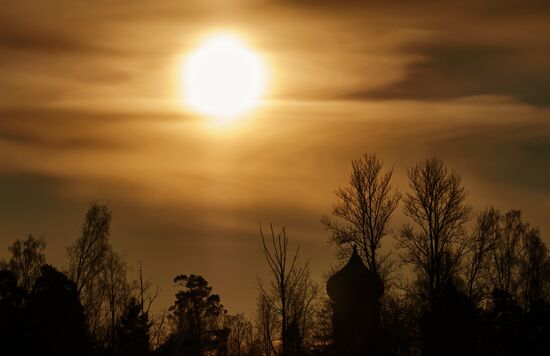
[481,209,550,311]
[0,269,28,355]
[258,224,318,356]
[165,274,227,355]
[256,292,278,356]
[1,156,550,355]
[115,297,151,356]
[322,153,400,282]
[520,226,550,312]
[67,203,112,293]
[67,202,112,339]
[8,233,46,290]
[137,261,164,350]
[462,207,499,304]
[224,313,255,356]
[421,282,480,356]
[395,157,472,307]
[27,264,90,356]
[104,249,131,349]
[488,210,524,298]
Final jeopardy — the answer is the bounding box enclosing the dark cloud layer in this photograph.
[0,24,120,55]
[430,125,550,192]
[346,42,550,107]
[0,107,188,151]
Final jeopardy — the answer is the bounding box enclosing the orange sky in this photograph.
[1,0,550,316]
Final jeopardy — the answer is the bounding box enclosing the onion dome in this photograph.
[326,246,384,303]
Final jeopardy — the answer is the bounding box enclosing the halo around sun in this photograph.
[182,34,267,121]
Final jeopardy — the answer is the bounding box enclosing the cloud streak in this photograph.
[343,42,550,107]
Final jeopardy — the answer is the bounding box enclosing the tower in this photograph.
[326,246,384,355]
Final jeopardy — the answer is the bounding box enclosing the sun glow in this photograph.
[182,33,267,122]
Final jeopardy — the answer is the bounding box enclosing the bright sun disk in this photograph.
[182,34,266,121]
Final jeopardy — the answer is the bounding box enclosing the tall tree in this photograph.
[256,293,278,356]
[488,210,524,298]
[67,202,112,293]
[138,261,159,316]
[322,153,400,280]
[169,274,227,354]
[137,261,163,350]
[104,249,130,348]
[520,226,550,311]
[258,224,317,356]
[462,207,499,304]
[66,202,112,337]
[395,158,471,306]
[483,209,550,309]
[8,234,46,290]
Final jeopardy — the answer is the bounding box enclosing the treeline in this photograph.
[0,204,158,356]
[1,155,550,356]
[320,155,550,356]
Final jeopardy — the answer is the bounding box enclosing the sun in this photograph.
[182,33,267,121]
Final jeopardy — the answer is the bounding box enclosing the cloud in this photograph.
[264,0,550,107]
[0,107,189,151]
[0,24,121,55]
[430,124,550,192]
[275,0,550,13]
[343,41,550,107]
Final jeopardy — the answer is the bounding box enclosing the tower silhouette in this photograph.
[327,246,384,355]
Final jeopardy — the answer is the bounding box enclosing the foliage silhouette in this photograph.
[158,274,228,356]
[322,153,400,284]
[8,233,46,290]
[0,269,28,355]
[67,202,113,340]
[115,297,151,356]
[395,157,472,309]
[258,224,318,356]
[28,265,90,356]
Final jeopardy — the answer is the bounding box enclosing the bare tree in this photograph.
[469,209,550,310]
[462,207,499,304]
[256,293,278,356]
[224,313,254,356]
[150,311,169,351]
[137,260,160,316]
[520,226,550,311]
[309,291,333,351]
[488,210,524,297]
[322,153,400,282]
[258,224,317,356]
[395,158,471,306]
[481,209,550,309]
[67,202,112,293]
[82,270,109,337]
[8,234,46,290]
[137,260,164,350]
[104,249,130,347]
[66,202,112,336]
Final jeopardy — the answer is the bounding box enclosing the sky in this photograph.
[1,0,550,317]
